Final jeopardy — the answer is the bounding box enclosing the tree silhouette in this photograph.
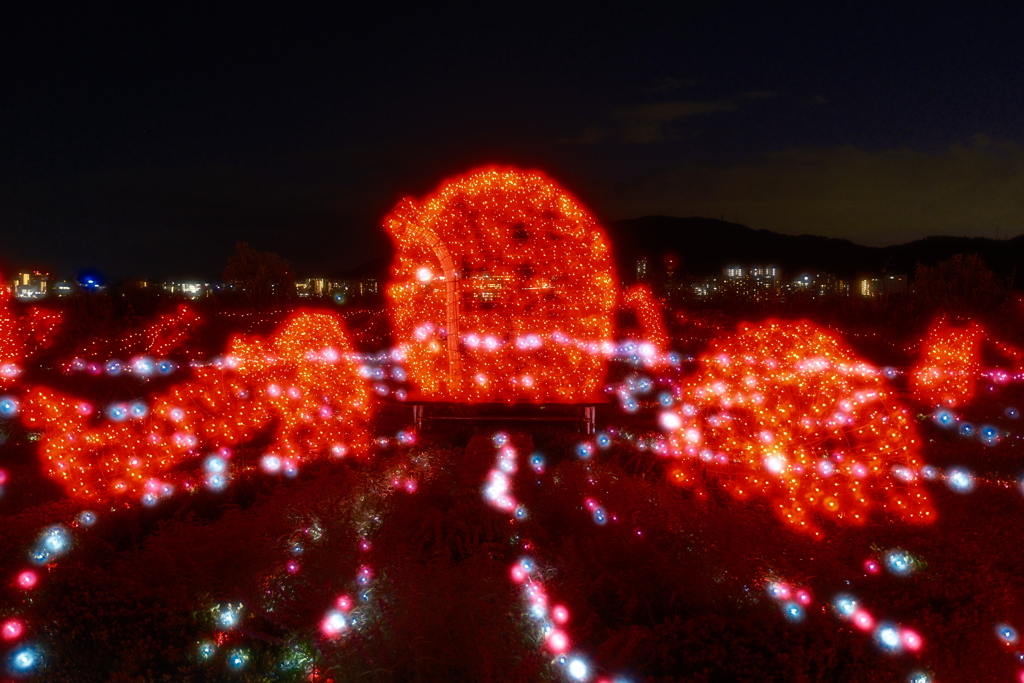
[222,242,294,303]
[913,253,1007,319]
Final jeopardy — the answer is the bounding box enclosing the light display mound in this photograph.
[910,317,985,408]
[623,283,668,350]
[0,270,25,387]
[385,166,617,402]
[23,311,372,501]
[664,320,932,535]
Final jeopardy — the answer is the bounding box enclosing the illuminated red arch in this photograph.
[385,166,617,402]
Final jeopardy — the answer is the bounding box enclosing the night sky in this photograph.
[2,5,1022,280]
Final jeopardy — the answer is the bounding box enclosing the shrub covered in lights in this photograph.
[0,268,25,388]
[910,316,985,408]
[663,319,933,534]
[623,283,669,351]
[384,166,617,402]
[22,311,372,501]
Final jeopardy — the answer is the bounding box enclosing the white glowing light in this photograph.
[567,657,589,681]
[659,411,682,431]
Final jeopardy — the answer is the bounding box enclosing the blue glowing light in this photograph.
[198,641,216,661]
[76,269,106,292]
[77,511,96,526]
[907,672,932,683]
[515,505,528,520]
[105,360,123,375]
[958,422,975,438]
[980,425,1000,446]
[530,453,545,473]
[884,549,915,576]
[596,433,611,449]
[921,465,939,480]
[132,356,156,377]
[38,525,71,556]
[874,622,903,654]
[592,507,607,525]
[217,604,241,629]
[106,403,128,422]
[128,400,148,419]
[0,396,19,418]
[667,352,681,366]
[204,456,227,474]
[781,601,805,623]
[932,409,955,427]
[576,442,593,459]
[9,645,40,672]
[995,623,1019,644]
[206,473,227,492]
[1005,407,1019,419]
[226,648,249,671]
[946,467,975,493]
[658,392,673,407]
[157,360,177,375]
[492,432,508,447]
[30,548,51,564]
[833,594,858,618]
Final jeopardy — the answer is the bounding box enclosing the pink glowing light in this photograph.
[1,618,24,641]
[16,570,37,590]
[853,609,875,631]
[547,630,570,654]
[901,628,924,652]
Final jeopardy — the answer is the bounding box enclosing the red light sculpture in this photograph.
[0,271,24,387]
[910,317,985,408]
[385,166,617,402]
[664,320,932,535]
[623,284,668,350]
[23,312,372,501]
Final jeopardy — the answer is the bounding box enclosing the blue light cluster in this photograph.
[204,453,231,491]
[9,645,41,673]
[945,467,975,493]
[105,400,149,423]
[995,623,1019,645]
[884,549,916,576]
[30,524,72,564]
[0,395,18,418]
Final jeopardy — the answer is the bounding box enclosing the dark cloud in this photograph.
[740,90,776,100]
[646,77,702,93]
[612,100,739,143]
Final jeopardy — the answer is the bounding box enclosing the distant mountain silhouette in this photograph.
[607,216,1024,284]
[339,216,1023,287]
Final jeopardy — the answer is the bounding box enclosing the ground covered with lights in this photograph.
[3,168,1024,682]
